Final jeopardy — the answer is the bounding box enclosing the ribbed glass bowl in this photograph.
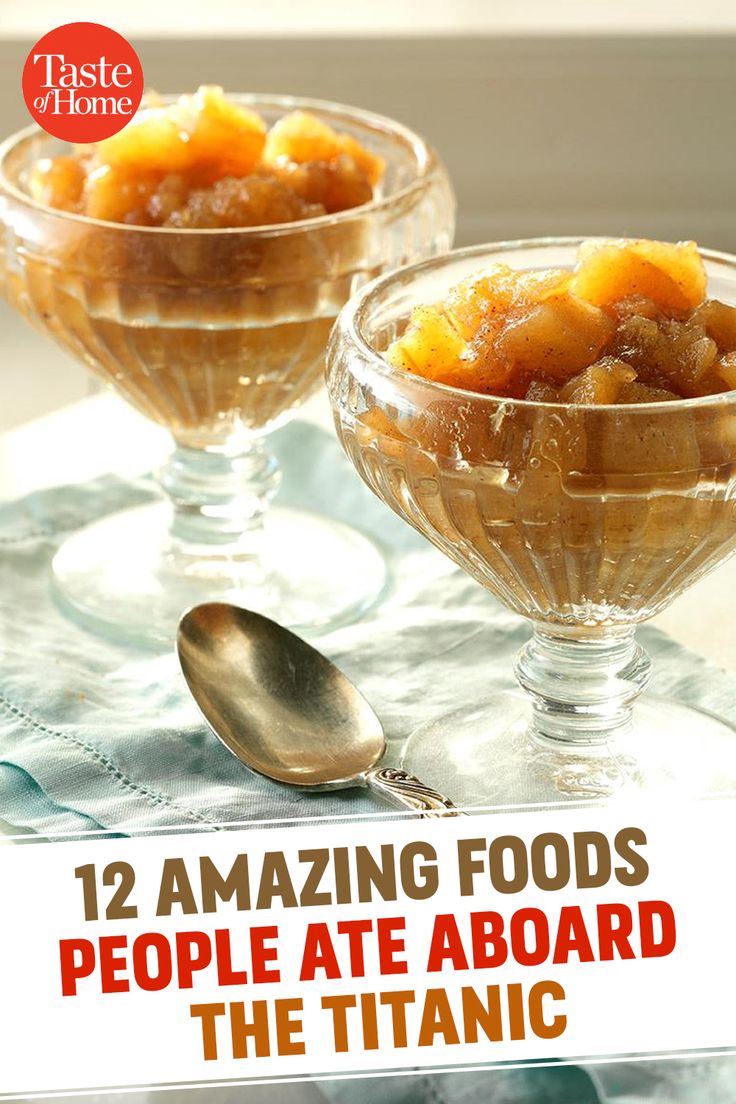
[327,239,736,803]
[0,95,456,646]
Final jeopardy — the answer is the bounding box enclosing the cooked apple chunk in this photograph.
[560,358,636,405]
[570,239,706,313]
[263,109,384,185]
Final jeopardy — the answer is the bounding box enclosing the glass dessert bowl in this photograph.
[0,90,455,646]
[327,238,736,804]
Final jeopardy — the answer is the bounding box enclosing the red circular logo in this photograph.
[22,22,143,143]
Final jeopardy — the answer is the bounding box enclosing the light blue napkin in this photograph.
[1,415,735,1102]
[2,416,736,835]
[0,421,421,834]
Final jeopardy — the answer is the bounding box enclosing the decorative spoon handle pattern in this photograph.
[365,767,464,817]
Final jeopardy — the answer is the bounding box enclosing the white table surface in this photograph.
[2,387,735,673]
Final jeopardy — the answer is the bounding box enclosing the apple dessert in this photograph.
[386,238,735,402]
[29,85,384,226]
[8,88,385,446]
[1,89,454,642]
[340,240,736,626]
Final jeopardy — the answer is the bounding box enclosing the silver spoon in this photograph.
[177,602,460,817]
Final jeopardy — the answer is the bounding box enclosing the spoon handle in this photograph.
[364,767,464,817]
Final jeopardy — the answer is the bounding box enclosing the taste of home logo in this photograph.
[22,22,143,143]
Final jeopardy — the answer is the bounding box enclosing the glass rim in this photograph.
[0,92,438,238]
[342,235,736,414]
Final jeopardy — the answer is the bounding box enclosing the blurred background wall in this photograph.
[1,0,736,428]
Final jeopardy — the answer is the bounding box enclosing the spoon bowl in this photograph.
[177,602,459,815]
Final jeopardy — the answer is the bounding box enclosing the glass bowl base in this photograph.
[51,501,387,649]
[401,691,736,807]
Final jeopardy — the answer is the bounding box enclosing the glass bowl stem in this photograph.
[515,625,652,746]
[161,439,280,549]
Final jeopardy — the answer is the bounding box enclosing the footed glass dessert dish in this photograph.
[327,239,736,803]
[0,93,454,646]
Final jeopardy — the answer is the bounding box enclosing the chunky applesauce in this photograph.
[338,240,736,628]
[6,89,387,446]
[29,86,384,225]
[386,239,736,402]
